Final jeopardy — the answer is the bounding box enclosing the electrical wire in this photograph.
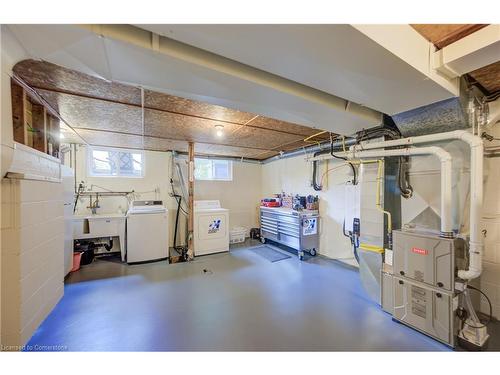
[330,133,357,185]
[319,163,350,187]
[304,130,328,147]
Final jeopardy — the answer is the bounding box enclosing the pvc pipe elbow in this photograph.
[458,268,482,281]
[458,242,483,280]
[455,130,483,148]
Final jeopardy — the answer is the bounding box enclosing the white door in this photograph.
[127,213,169,263]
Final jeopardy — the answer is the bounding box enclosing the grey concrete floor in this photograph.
[26,240,499,351]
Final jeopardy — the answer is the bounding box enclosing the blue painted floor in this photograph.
[26,241,459,351]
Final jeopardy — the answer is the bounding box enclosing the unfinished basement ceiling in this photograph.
[134,24,457,114]
[13,59,332,160]
[411,24,500,94]
[7,24,382,135]
[7,23,470,136]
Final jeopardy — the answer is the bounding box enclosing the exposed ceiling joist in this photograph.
[432,25,500,79]
[411,24,488,50]
[411,24,500,95]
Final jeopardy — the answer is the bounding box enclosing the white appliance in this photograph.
[194,200,229,256]
[61,165,74,276]
[126,200,169,263]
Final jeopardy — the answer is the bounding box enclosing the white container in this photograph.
[230,227,247,244]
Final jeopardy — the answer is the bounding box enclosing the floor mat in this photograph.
[250,245,291,262]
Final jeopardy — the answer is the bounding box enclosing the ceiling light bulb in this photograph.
[215,125,224,137]
[60,133,65,140]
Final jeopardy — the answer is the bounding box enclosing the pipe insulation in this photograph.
[80,24,382,124]
[350,130,484,280]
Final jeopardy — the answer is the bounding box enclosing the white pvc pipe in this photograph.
[313,146,453,236]
[350,130,483,280]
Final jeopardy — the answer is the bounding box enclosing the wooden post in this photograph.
[32,104,47,153]
[187,142,195,260]
[11,80,26,144]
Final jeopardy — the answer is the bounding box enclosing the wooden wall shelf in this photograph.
[11,79,60,159]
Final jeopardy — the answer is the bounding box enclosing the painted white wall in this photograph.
[480,124,500,319]
[72,145,262,246]
[261,154,357,265]
[195,161,262,235]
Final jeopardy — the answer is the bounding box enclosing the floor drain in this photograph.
[202,269,213,275]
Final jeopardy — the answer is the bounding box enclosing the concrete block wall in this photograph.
[1,178,64,349]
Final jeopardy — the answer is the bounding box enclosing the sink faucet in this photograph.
[87,193,100,215]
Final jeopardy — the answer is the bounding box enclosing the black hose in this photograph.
[173,194,181,249]
[312,151,323,191]
[398,156,413,199]
[311,125,403,190]
[462,285,493,328]
[329,136,357,185]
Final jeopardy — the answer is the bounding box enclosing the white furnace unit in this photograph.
[194,200,229,256]
[126,200,169,263]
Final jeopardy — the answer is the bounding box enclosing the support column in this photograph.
[187,142,195,260]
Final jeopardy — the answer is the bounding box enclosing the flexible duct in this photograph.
[312,146,453,238]
[349,130,484,280]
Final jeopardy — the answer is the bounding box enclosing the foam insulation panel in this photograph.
[37,90,143,134]
[144,90,255,124]
[13,59,334,160]
[13,59,142,104]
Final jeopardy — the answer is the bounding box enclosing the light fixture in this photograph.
[214,124,224,138]
[59,132,65,140]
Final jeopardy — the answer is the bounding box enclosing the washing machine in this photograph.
[126,200,169,263]
[194,200,229,256]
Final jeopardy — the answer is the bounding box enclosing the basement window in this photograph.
[88,146,144,178]
[194,158,232,181]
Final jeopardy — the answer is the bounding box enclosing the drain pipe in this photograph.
[348,130,483,280]
[312,146,453,238]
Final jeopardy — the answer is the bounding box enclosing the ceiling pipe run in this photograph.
[312,146,454,238]
[80,24,383,125]
[262,138,358,164]
[175,152,263,165]
[349,130,484,281]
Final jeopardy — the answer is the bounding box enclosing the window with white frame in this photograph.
[194,158,232,181]
[88,146,144,178]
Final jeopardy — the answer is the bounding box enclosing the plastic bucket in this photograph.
[230,227,247,244]
[71,252,83,272]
